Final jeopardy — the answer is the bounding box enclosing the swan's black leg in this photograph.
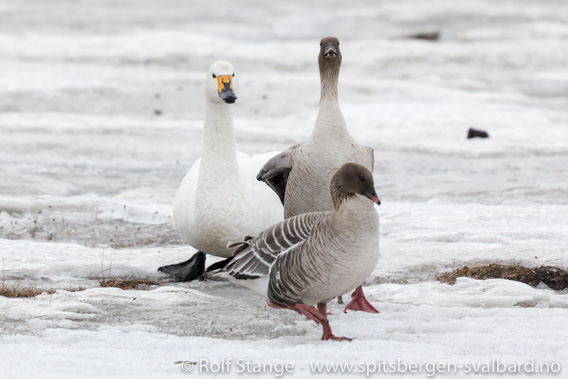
[157,251,206,282]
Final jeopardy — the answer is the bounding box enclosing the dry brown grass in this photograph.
[99,277,159,290]
[0,279,86,298]
[438,264,568,290]
[66,286,86,292]
[0,281,56,298]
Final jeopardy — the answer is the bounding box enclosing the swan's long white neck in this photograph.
[201,100,238,165]
[195,100,242,213]
[311,65,351,141]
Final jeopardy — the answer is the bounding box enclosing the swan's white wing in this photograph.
[172,158,200,243]
[236,151,284,233]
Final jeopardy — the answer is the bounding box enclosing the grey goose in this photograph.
[209,163,381,341]
[257,37,378,313]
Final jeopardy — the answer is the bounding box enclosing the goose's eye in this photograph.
[212,74,216,79]
[337,42,340,46]
[319,42,322,46]
[359,175,365,182]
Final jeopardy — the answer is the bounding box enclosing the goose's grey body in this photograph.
[223,196,378,307]
[213,163,380,340]
[258,37,373,219]
[284,120,373,218]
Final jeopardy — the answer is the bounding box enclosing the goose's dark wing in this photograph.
[256,144,302,204]
[211,212,325,280]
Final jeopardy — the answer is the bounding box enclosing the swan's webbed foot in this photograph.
[158,251,206,282]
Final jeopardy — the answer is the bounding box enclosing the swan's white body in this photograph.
[173,62,283,258]
[173,152,284,257]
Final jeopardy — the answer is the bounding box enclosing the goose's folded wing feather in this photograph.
[256,143,302,204]
[222,212,325,280]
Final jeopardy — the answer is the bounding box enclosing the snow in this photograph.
[1,0,568,377]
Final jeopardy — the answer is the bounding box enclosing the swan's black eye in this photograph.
[359,175,365,182]
[232,73,234,77]
[212,74,216,79]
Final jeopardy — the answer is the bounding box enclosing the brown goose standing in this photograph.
[210,163,380,341]
[257,37,378,313]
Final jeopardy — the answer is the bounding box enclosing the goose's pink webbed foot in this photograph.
[343,285,379,313]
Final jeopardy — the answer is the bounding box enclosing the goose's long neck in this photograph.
[197,101,240,194]
[311,65,350,140]
[320,66,339,102]
[331,195,378,236]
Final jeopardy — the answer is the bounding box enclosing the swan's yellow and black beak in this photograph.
[364,187,381,205]
[216,75,237,104]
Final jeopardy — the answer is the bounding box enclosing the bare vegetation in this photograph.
[99,277,159,290]
[0,274,57,298]
[438,264,568,290]
[0,275,85,298]
[0,283,55,298]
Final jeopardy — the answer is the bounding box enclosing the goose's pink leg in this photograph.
[343,285,379,313]
[267,300,325,324]
[317,303,352,341]
[267,300,352,341]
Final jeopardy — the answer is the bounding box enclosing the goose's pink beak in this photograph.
[324,44,338,59]
[364,187,380,205]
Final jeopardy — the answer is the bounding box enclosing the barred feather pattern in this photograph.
[223,212,327,280]
[223,194,379,308]
[267,196,379,307]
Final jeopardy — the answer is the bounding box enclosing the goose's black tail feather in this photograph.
[206,235,255,273]
[206,257,234,273]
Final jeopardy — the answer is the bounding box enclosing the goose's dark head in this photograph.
[331,163,380,207]
[318,36,342,69]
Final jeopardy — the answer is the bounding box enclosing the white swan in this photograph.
[158,61,283,281]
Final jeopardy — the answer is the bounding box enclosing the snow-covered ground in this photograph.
[1,0,568,377]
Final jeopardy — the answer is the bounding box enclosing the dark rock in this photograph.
[467,128,489,139]
[154,109,162,116]
[406,31,440,41]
